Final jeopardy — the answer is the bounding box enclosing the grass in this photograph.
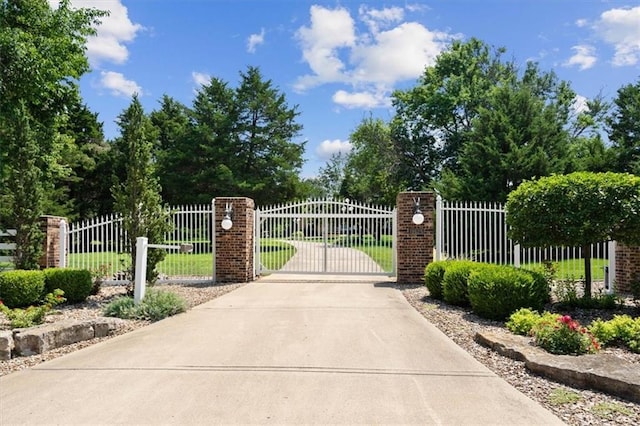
[591,402,633,418]
[259,239,296,270]
[355,244,393,272]
[548,388,581,405]
[523,258,608,281]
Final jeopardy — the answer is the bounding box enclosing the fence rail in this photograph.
[64,204,215,283]
[435,196,615,288]
[0,229,16,266]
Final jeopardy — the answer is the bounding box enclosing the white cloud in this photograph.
[358,5,404,34]
[594,6,640,66]
[50,0,144,66]
[572,94,589,114]
[294,5,455,110]
[99,71,142,97]
[316,139,353,159]
[332,89,390,109]
[575,18,588,28]
[247,28,266,53]
[192,71,210,86]
[563,45,597,70]
[294,5,356,90]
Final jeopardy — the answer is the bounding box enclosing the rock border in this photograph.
[0,317,127,360]
[475,330,640,404]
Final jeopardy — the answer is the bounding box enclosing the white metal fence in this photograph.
[255,199,396,275]
[0,229,16,269]
[63,204,214,283]
[435,195,615,288]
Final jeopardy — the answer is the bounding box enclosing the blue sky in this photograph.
[55,1,640,178]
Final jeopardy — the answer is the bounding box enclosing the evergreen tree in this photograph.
[608,78,640,174]
[112,96,171,284]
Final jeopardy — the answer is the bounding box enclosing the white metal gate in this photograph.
[254,199,396,276]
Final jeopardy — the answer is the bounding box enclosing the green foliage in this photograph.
[102,295,136,319]
[591,402,633,418]
[0,270,45,308]
[134,289,187,321]
[442,260,478,306]
[112,95,172,284]
[548,388,581,405]
[507,308,544,336]
[0,0,106,267]
[342,117,403,205]
[102,288,186,322]
[506,171,640,298]
[43,268,92,303]
[152,66,306,205]
[608,78,640,174]
[532,314,600,355]
[589,315,640,353]
[467,265,549,320]
[424,261,450,300]
[441,63,574,202]
[0,289,65,328]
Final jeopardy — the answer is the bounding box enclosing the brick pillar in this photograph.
[396,192,435,284]
[615,243,640,293]
[214,197,255,283]
[39,215,66,269]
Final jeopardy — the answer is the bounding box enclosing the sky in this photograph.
[53,0,640,178]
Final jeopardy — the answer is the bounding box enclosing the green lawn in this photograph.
[355,244,393,272]
[259,239,296,270]
[522,258,608,281]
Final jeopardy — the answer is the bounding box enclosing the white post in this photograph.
[435,195,443,261]
[59,219,67,268]
[607,240,616,294]
[514,244,521,268]
[134,237,148,305]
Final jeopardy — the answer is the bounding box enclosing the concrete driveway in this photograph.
[0,279,564,425]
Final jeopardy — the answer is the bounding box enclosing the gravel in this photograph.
[2,281,639,424]
[401,285,640,426]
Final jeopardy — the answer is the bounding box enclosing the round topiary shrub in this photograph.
[44,268,93,303]
[468,265,550,320]
[0,270,46,308]
[442,260,480,306]
[424,261,451,300]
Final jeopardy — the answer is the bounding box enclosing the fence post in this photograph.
[607,241,616,294]
[134,237,148,305]
[59,219,67,268]
[514,244,521,268]
[435,194,443,261]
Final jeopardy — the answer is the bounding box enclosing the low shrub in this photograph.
[442,260,479,306]
[0,270,46,308]
[506,308,561,336]
[468,265,549,320]
[103,288,187,322]
[44,268,93,303]
[0,289,66,328]
[532,315,600,355]
[589,315,640,353]
[424,261,450,300]
[102,296,136,319]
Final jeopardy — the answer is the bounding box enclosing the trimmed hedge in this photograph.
[424,261,450,299]
[442,260,479,306]
[44,268,93,303]
[0,270,46,308]
[468,265,549,320]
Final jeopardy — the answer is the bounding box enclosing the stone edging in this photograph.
[475,331,640,404]
[0,317,127,360]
